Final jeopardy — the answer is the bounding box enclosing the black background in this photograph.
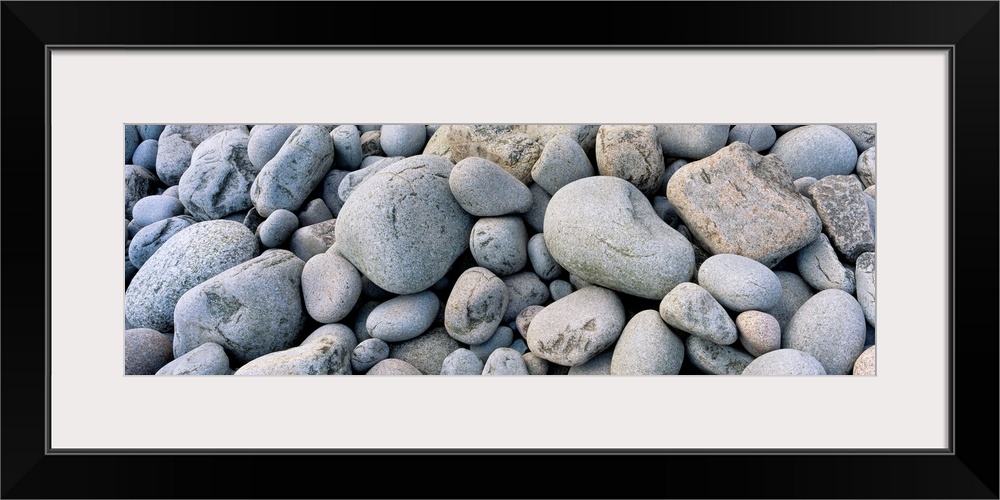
[2,2,997,498]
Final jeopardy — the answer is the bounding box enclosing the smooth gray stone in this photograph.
[509,338,528,355]
[289,219,337,262]
[251,125,336,217]
[531,134,595,195]
[296,199,333,227]
[522,352,550,375]
[834,124,876,151]
[389,327,462,375]
[351,338,390,373]
[566,349,613,375]
[380,124,427,157]
[796,233,856,293]
[367,358,422,375]
[525,286,625,366]
[124,328,173,375]
[128,215,196,268]
[178,128,259,221]
[793,177,818,197]
[666,142,822,267]
[697,254,782,312]
[807,175,875,262]
[482,348,529,375]
[500,271,549,323]
[234,324,356,376]
[360,130,385,158]
[125,220,258,332]
[366,291,439,343]
[440,348,485,375]
[353,300,380,342]
[335,155,474,295]
[422,125,453,162]
[469,326,514,362]
[523,183,551,233]
[595,125,664,195]
[301,251,362,323]
[338,156,403,203]
[138,125,165,142]
[449,156,533,217]
[320,170,350,217]
[522,125,600,154]
[742,348,826,375]
[853,345,876,375]
[610,310,684,375]
[782,289,866,375]
[657,124,730,160]
[736,311,781,357]
[331,125,363,170]
[157,125,247,186]
[125,125,140,163]
[173,250,307,364]
[248,125,296,170]
[470,216,528,276]
[156,342,231,375]
[545,176,694,300]
[728,124,776,152]
[443,125,543,184]
[685,335,755,375]
[658,282,738,345]
[769,125,858,180]
[257,209,299,248]
[764,271,815,332]
[444,267,509,345]
[515,304,544,337]
[856,147,876,187]
[132,195,185,227]
[855,252,876,326]
[132,139,159,169]
[549,279,573,301]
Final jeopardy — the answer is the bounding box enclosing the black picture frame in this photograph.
[3,2,997,498]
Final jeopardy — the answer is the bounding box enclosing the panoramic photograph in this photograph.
[123,123,876,376]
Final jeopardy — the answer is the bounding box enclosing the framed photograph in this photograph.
[3,2,996,498]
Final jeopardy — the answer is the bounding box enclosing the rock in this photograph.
[685,335,755,375]
[157,125,247,186]
[423,124,453,160]
[515,304,545,337]
[389,327,462,375]
[234,324,356,375]
[696,254,782,312]
[128,215,196,268]
[125,165,161,219]
[658,282,738,345]
[853,345,876,375]
[448,156,532,216]
[482,348,529,375]
[172,250,306,364]
[257,209,299,248]
[338,156,403,203]
[320,169,350,217]
[523,183,551,233]
[736,311,781,357]
[807,175,875,262]
[132,139,159,169]
[242,208,265,233]
[331,125,363,170]
[855,147,876,187]
[156,342,231,375]
[522,352,550,375]
[864,185,876,199]
[380,124,427,157]
[742,349,826,375]
[834,124,876,151]
[125,124,140,163]
[793,177,818,196]
[440,348,484,375]
[178,128,259,221]
[366,291,439,343]
[530,134,595,195]
[500,271,549,323]
[796,233,856,293]
[360,130,385,158]
[125,220,258,332]
[367,358,422,375]
[335,155,474,294]
[610,310,684,375]
[666,142,823,267]
[444,267,509,345]
[509,338,528,355]
[522,125,600,154]
[296,199,333,226]
[595,125,664,195]
[865,193,876,240]
[138,125,165,142]
[301,251,362,323]
[764,271,815,332]
[469,326,514,362]
[248,125,297,170]
[782,289,867,375]
[768,125,858,180]
[545,176,694,299]
[855,252,876,325]
[657,124,730,159]
[444,125,543,184]
[250,125,335,217]
[549,280,573,301]
[352,338,390,373]
[124,328,173,375]
[525,286,625,366]
[131,195,185,227]
[526,234,563,280]
[567,349,613,375]
[469,216,528,276]
[289,219,337,262]
[728,124,776,152]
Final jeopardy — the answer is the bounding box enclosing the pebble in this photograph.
[523,183,551,233]
[444,125,543,184]
[470,216,528,276]
[380,124,427,157]
[178,128,258,221]
[807,175,875,262]
[595,125,665,195]
[125,165,160,219]
[500,271,550,323]
[741,349,826,375]
[526,234,562,280]
[522,352,550,375]
[351,338,390,373]
[567,350,613,375]
[250,125,335,217]
[685,335,755,375]
[834,124,876,151]
[296,199,333,226]
[125,125,140,163]
[124,328,174,375]
[157,125,247,186]
[735,311,781,357]
[728,124,776,152]
[137,125,165,142]
[366,291,439,343]
[301,251,362,323]
[796,233,856,293]
[525,286,625,366]
[856,147,876,187]
[155,342,231,375]
[128,215,196,268]
[234,324,356,375]
[131,195,185,227]
[289,219,338,262]
[257,209,299,248]
[768,125,858,180]
[247,124,296,170]
[444,267,509,345]
[549,279,573,301]
[531,134,595,195]
[610,310,684,375]
[331,125,363,170]
[469,326,514,362]
[657,124,730,159]
[482,348,529,375]
[852,345,876,375]
[855,252,876,325]
[131,139,159,169]
[320,169,350,217]
[366,358,423,375]
[514,304,544,337]
[440,348,484,375]
[389,327,462,375]
[696,254,782,312]
[509,338,528,355]
[658,282,738,345]
[764,271,815,332]
[782,289,867,375]
[448,156,532,216]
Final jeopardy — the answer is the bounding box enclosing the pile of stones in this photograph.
[124,124,876,376]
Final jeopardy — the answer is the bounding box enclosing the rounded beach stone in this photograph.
[288,219,337,262]
[853,345,876,375]
[320,169,350,217]
[367,358,422,375]
[440,348,484,375]
[658,282,738,345]
[482,348,529,375]
[515,304,544,337]
[352,338,390,373]
[380,124,427,157]
[128,215,196,268]
[567,349,614,375]
[125,220,258,332]
[728,124,776,152]
[500,271,550,323]
[782,289,867,375]
[697,254,782,312]
[296,198,333,226]
[595,125,664,195]
[257,209,299,248]
[509,338,528,355]
[549,279,573,301]
[125,165,161,219]
[248,125,297,170]
[531,134,595,195]
[125,125,140,163]
[301,251,362,324]
[469,326,514,362]
[742,348,826,375]
[796,233,856,293]
[132,139,159,169]
[855,252,875,325]
[448,156,532,216]
[234,324,356,375]
[527,233,563,280]
[131,195,185,227]
[736,311,781,357]
[470,216,528,276]
[544,176,694,300]
[445,267,509,345]
[423,125,453,161]
[525,286,625,366]
[389,327,462,375]
[768,125,858,180]
[610,310,684,375]
[138,125,165,142]
[335,155,474,295]
[523,183,551,233]
[856,147,876,188]
[157,125,247,186]
[124,328,174,375]
[172,250,307,364]
[250,125,336,217]
[178,128,259,221]
[764,271,815,332]
[156,342,231,375]
[523,352,550,375]
[657,124,730,159]
[366,291,439,343]
[331,125,363,170]
[685,335,755,375]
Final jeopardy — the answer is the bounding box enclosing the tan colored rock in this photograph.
[444,125,542,184]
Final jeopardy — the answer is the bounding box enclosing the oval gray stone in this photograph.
[132,139,159,169]
[697,254,782,312]
[352,338,390,373]
[138,125,165,142]
[366,291,439,343]
[782,289,866,375]
[769,125,858,180]
[796,233,856,293]
[853,345,876,375]
[469,326,514,362]
[257,209,299,248]
[685,335,755,375]
[296,198,333,227]
[380,124,427,157]
[124,328,174,375]
[449,156,532,216]
[728,124,777,152]
[248,125,297,170]
[445,267,509,345]
[834,124,876,151]
[234,324,356,375]
[389,327,462,375]
[657,124,730,159]
[440,348,484,375]
[250,125,335,217]
[523,352,550,375]
[610,310,684,375]
[736,310,781,357]
[742,348,826,375]
[763,271,815,332]
[525,286,625,366]
[482,348,529,375]
[531,134,595,195]
[658,282,738,345]
[289,219,338,262]
[301,251,362,324]
[178,128,259,221]
[855,252,875,326]
[155,342,231,375]
[337,156,403,203]
[549,279,573,301]
[470,216,528,276]
[132,195,185,227]
[128,215,196,268]
[500,271,550,323]
[331,125,363,170]
[157,125,247,186]
[527,233,563,280]
[367,358,422,375]
[595,125,664,195]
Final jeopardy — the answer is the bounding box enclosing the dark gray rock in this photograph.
[549,279,573,301]
[807,175,875,262]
